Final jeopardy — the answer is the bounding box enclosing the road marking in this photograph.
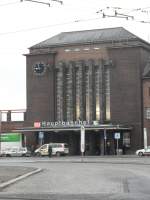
[0,168,42,190]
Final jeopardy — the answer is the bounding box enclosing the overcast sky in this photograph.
[0,0,150,110]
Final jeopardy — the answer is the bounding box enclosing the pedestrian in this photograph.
[122,144,126,155]
[31,144,35,156]
[106,141,111,155]
[48,145,52,157]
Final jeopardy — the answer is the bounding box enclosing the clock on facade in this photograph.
[33,62,46,75]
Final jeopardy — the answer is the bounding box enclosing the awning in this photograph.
[12,124,133,132]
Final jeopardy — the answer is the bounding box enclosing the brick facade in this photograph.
[7,27,150,154]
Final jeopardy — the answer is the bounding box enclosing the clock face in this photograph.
[33,62,46,75]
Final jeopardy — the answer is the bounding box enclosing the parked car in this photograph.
[34,143,69,156]
[136,146,150,156]
[1,147,31,157]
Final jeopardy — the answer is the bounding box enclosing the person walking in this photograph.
[48,145,52,157]
[106,141,111,155]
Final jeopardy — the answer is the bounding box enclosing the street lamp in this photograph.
[80,125,85,159]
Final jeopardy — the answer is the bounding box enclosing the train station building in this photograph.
[14,27,150,155]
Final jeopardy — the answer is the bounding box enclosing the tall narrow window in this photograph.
[105,67,110,121]
[66,68,73,121]
[75,68,80,120]
[95,66,100,120]
[145,107,150,119]
[85,67,90,121]
[56,68,63,121]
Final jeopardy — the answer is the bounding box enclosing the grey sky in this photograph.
[0,0,150,109]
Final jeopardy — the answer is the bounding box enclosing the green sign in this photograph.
[0,133,21,142]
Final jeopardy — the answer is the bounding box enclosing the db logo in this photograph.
[34,122,41,128]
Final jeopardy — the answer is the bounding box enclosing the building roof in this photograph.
[30,27,143,49]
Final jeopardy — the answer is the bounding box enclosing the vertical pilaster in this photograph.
[94,59,105,122]
[66,61,75,121]
[63,63,67,121]
[99,59,106,123]
[85,59,95,122]
[55,61,65,121]
[104,60,112,122]
[72,63,76,121]
[75,60,86,120]
[88,59,95,122]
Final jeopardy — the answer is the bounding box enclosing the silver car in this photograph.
[136,146,150,156]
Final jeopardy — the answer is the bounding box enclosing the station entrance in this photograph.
[30,124,132,156]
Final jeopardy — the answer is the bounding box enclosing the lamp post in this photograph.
[80,125,85,161]
[144,128,148,149]
[104,129,107,155]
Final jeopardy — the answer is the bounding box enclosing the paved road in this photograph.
[0,156,150,199]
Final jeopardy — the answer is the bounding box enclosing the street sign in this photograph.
[80,125,85,153]
[114,132,120,139]
[39,132,44,139]
[114,132,120,156]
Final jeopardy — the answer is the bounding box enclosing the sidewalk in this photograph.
[32,155,150,165]
[0,166,41,189]
[0,155,150,189]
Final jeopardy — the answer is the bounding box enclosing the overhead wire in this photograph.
[0,3,149,36]
[20,0,50,6]
[0,0,63,7]
[96,6,150,16]
[0,17,101,36]
[96,6,150,24]
[50,0,63,5]
[0,13,150,36]
[0,14,150,37]
[0,1,19,7]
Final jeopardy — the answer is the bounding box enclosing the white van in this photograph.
[1,147,31,157]
[34,143,69,156]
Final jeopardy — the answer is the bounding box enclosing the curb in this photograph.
[35,159,150,165]
[0,168,42,189]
